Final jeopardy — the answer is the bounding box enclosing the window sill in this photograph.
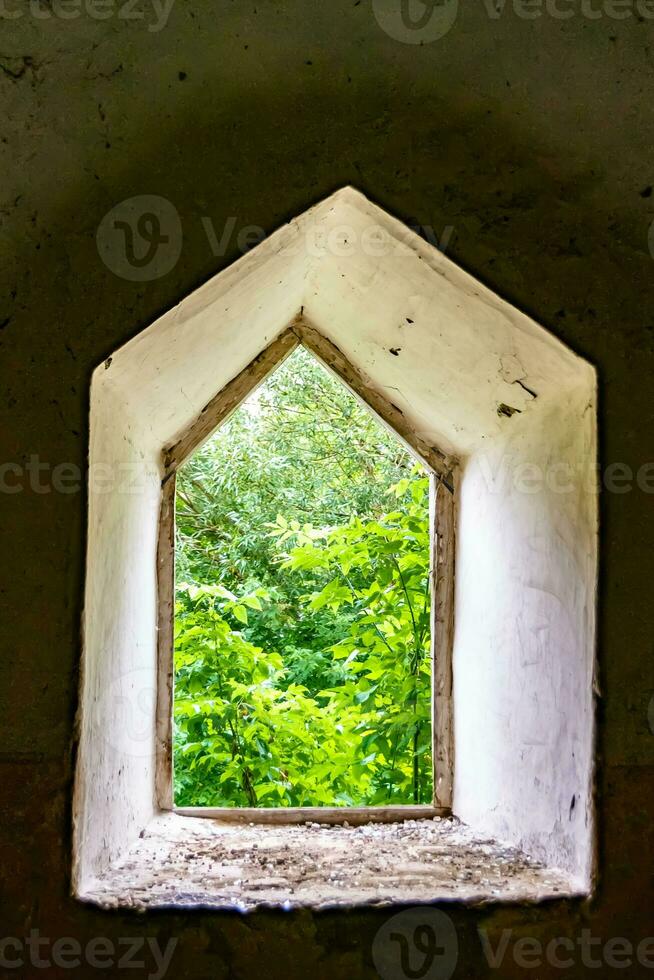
[77,812,581,912]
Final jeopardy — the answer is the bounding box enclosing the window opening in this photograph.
[173,346,434,809]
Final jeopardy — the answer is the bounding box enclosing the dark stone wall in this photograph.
[1,2,653,976]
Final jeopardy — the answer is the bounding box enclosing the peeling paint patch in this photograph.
[497,402,521,418]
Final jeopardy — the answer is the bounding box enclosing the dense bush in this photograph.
[173,348,432,807]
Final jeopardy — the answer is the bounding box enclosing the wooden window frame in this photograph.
[155,315,457,824]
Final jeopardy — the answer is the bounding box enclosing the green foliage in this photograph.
[173,347,432,808]
[174,347,411,685]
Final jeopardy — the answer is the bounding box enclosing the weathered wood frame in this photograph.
[156,315,457,821]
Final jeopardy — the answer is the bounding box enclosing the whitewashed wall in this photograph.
[452,385,597,887]
[74,188,597,894]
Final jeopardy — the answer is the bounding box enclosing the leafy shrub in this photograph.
[174,476,432,807]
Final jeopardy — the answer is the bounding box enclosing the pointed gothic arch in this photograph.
[155,316,457,821]
[74,187,597,908]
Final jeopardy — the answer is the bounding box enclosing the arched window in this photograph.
[74,188,597,909]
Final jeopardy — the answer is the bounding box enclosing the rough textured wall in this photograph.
[454,385,597,884]
[1,2,653,976]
